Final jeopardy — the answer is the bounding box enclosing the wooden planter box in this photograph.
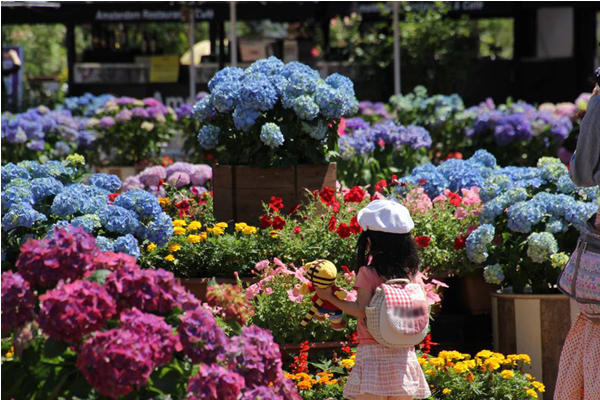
[457,273,495,315]
[491,292,580,400]
[212,163,337,224]
[181,277,258,303]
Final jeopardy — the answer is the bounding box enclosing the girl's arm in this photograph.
[315,286,372,320]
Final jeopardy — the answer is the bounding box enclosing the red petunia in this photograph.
[319,186,336,205]
[341,346,351,354]
[415,235,431,249]
[337,223,351,239]
[391,174,398,185]
[293,226,302,234]
[108,193,120,203]
[344,186,366,203]
[269,196,284,212]
[331,199,341,213]
[272,216,286,230]
[349,215,362,234]
[454,236,466,250]
[288,203,301,215]
[259,214,272,229]
[448,192,462,207]
[328,215,337,232]
[418,178,427,187]
[341,265,351,275]
[374,179,387,194]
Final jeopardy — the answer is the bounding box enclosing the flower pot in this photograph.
[491,292,580,399]
[457,273,495,315]
[212,163,337,224]
[181,277,258,303]
[95,166,144,186]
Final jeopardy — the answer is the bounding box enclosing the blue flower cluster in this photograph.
[483,264,504,285]
[61,93,115,117]
[339,118,432,161]
[260,123,285,148]
[466,224,495,264]
[1,160,174,258]
[194,57,358,150]
[390,86,465,128]
[526,232,558,263]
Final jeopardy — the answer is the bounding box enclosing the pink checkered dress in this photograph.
[343,344,431,399]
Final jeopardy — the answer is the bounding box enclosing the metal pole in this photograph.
[188,6,196,103]
[392,1,401,95]
[230,1,238,66]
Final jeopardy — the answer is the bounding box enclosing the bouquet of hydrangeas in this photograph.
[466,157,597,293]
[59,92,115,117]
[1,226,300,400]
[87,96,177,166]
[337,117,431,187]
[1,106,96,164]
[1,157,173,265]
[193,56,358,168]
[123,161,212,198]
[462,98,573,166]
[389,86,469,161]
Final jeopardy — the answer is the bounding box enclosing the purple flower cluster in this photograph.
[86,251,139,276]
[1,271,35,333]
[38,280,116,343]
[186,364,245,400]
[178,308,229,364]
[124,162,212,194]
[77,328,155,398]
[358,101,391,120]
[16,227,97,287]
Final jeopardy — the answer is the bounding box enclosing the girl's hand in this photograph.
[315,286,334,301]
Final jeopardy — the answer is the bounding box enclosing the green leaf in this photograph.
[151,368,181,394]
[43,339,69,359]
[84,269,111,285]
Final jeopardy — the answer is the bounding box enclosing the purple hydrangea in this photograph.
[86,251,139,276]
[186,364,245,400]
[116,109,133,123]
[16,227,97,288]
[189,164,212,186]
[131,107,150,119]
[98,116,115,129]
[138,165,166,188]
[166,161,194,177]
[230,325,283,388]
[178,308,229,364]
[77,328,154,399]
[38,280,116,343]
[176,103,193,119]
[120,308,181,366]
[122,175,144,191]
[1,271,35,334]
[242,386,284,400]
[167,171,191,188]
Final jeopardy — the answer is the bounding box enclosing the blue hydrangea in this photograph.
[208,66,244,92]
[527,232,558,263]
[71,214,102,234]
[95,235,114,252]
[50,184,108,218]
[303,120,328,141]
[1,163,31,186]
[314,85,350,119]
[30,177,64,202]
[578,186,599,202]
[211,80,241,113]
[89,173,122,192]
[260,123,284,148]
[293,95,319,120]
[564,201,597,231]
[39,161,74,180]
[46,220,72,237]
[546,217,568,233]
[232,106,259,132]
[238,73,279,112]
[112,234,140,258]
[113,190,162,220]
[402,164,450,198]
[280,61,320,80]
[141,211,173,247]
[506,201,545,233]
[466,224,495,264]
[1,185,34,212]
[438,159,486,193]
[470,149,497,168]
[192,97,213,122]
[98,205,140,235]
[325,73,355,96]
[246,56,284,76]
[16,160,45,178]
[2,203,47,231]
[197,125,221,150]
[556,174,577,194]
[480,174,512,203]
[483,264,504,285]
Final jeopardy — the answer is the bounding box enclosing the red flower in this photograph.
[448,192,462,207]
[331,199,341,213]
[415,236,431,249]
[349,215,362,234]
[319,186,336,206]
[293,226,302,234]
[108,193,120,203]
[341,346,351,354]
[374,179,387,194]
[349,331,358,345]
[328,215,337,232]
[272,216,286,230]
[161,155,174,167]
[418,178,427,187]
[269,196,284,212]
[176,200,190,217]
[337,223,351,239]
[344,186,366,203]
[259,214,272,229]
[454,236,466,250]
[341,265,351,275]
[288,204,301,215]
[391,174,398,185]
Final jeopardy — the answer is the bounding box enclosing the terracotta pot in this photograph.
[491,292,580,400]
[212,163,337,224]
[181,277,258,303]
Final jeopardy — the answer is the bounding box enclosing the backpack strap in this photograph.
[385,279,410,285]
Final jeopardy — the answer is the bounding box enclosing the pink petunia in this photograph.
[287,284,304,303]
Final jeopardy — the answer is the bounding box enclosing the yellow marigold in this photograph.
[295,373,312,382]
[442,388,452,395]
[5,346,14,358]
[187,221,202,231]
[516,354,531,364]
[417,357,427,366]
[146,243,157,251]
[429,357,445,368]
[453,363,468,374]
[463,360,476,370]
[476,350,494,359]
[172,219,187,227]
[483,358,501,372]
[531,381,545,393]
[168,244,181,252]
[466,372,474,383]
[164,254,175,262]
[269,230,279,238]
[500,370,515,379]
[173,227,186,235]
[439,350,468,361]
[297,380,313,390]
[187,234,202,243]
[525,373,533,381]
[341,358,355,369]
[426,369,437,376]
[284,372,295,380]
[215,222,228,229]
[158,197,171,206]
[235,222,248,231]
[526,388,538,398]
[199,232,208,241]
[242,226,258,235]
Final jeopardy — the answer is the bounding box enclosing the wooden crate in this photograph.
[213,163,337,224]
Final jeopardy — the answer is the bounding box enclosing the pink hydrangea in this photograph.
[38,280,116,343]
[120,308,182,366]
[1,271,35,334]
[138,165,166,188]
[122,175,144,191]
[17,227,97,288]
[85,251,139,276]
[460,187,481,206]
[167,171,191,188]
[242,386,284,400]
[178,308,229,364]
[77,328,154,399]
[190,164,212,186]
[230,325,283,389]
[186,363,245,400]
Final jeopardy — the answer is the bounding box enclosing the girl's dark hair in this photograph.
[355,230,420,280]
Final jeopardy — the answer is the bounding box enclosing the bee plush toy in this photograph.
[300,260,348,331]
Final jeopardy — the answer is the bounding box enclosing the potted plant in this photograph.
[464,157,597,398]
[192,56,358,223]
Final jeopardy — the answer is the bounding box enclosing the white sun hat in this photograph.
[357,199,414,234]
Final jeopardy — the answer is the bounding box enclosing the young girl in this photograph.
[315,199,431,400]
